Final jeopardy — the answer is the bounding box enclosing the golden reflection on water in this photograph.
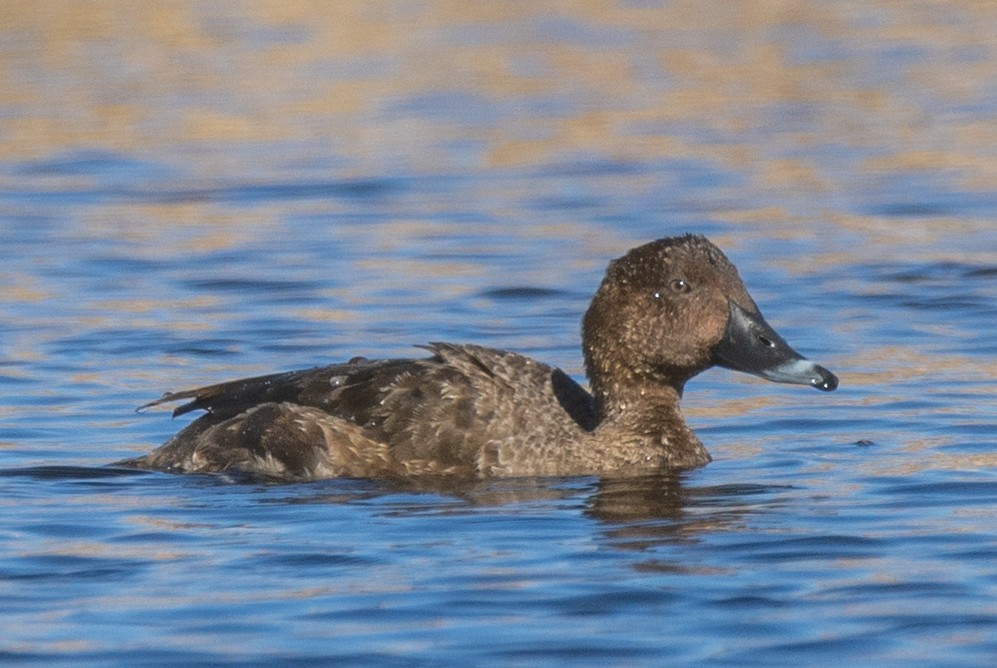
[2,0,995,188]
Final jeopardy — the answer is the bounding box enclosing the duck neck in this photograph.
[596,381,685,431]
[593,381,711,470]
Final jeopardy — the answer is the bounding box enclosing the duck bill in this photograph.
[712,302,838,392]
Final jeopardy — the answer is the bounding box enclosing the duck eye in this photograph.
[669,278,691,294]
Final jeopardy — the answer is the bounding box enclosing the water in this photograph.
[2,2,996,665]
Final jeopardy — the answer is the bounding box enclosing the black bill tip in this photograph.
[811,364,838,392]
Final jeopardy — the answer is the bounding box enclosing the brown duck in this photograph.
[122,234,838,479]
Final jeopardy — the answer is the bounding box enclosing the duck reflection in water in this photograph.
[123,234,837,480]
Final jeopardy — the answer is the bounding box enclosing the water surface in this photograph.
[1,2,996,665]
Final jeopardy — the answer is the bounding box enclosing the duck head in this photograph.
[582,234,838,402]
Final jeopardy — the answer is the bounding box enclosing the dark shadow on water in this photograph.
[0,465,151,480]
[477,286,567,300]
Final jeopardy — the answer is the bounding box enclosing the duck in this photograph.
[121,234,838,480]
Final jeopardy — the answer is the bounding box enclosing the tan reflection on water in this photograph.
[3,1,995,188]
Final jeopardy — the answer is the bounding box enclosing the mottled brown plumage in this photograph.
[121,234,837,480]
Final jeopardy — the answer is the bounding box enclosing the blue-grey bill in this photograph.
[712,301,839,392]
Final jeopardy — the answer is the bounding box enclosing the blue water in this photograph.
[2,3,997,665]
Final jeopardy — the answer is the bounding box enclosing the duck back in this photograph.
[126,343,597,479]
